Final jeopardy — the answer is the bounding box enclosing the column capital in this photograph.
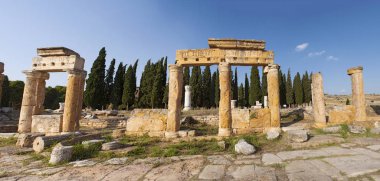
[347,66,363,75]
[268,64,280,70]
[168,64,182,72]
[66,69,85,76]
[22,70,49,79]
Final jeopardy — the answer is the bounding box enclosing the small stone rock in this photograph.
[102,141,124,151]
[217,141,226,150]
[105,157,128,165]
[84,114,97,119]
[349,125,366,134]
[70,160,97,167]
[266,128,281,140]
[178,130,188,137]
[370,128,380,134]
[82,139,105,145]
[322,126,341,133]
[112,129,126,139]
[235,139,256,155]
[187,130,196,137]
[49,145,73,165]
[287,130,309,143]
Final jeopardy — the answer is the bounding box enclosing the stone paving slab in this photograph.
[198,165,225,180]
[285,160,334,181]
[367,145,380,151]
[323,155,380,177]
[262,153,283,165]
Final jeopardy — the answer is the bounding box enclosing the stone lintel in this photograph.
[208,38,265,50]
[37,47,80,57]
[347,66,363,75]
[176,49,274,66]
[32,55,85,72]
[0,62,4,74]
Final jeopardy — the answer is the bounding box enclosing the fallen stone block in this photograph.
[266,128,281,140]
[375,121,380,128]
[82,139,105,146]
[218,141,226,150]
[105,157,129,165]
[287,130,309,143]
[349,125,366,134]
[16,133,44,147]
[235,139,256,155]
[69,160,97,167]
[178,130,188,138]
[322,126,341,133]
[102,141,124,151]
[188,130,196,137]
[49,144,73,165]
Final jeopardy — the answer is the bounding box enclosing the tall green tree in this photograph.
[151,61,165,108]
[286,69,294,106]
[163,84,169,108]
[302,71,312,104]
[1,75,10,107]
[278,69,286,106]
[233,67,238,100]
[249,66,261,106]
[261,72,267,102]
[238,83,244,107]
[244,73,249,107]
[138,60,155,108]
[202,66,212,108]
[104,59,116,105]
[210,71,216,107]
[44,86,65,109]
[9,81,24,109]
[294,72,303,105]
[190,66,202,107]
[214,70,220,107]
[84,47,107,109]
[122,65,135,110]
[110,62,124,108]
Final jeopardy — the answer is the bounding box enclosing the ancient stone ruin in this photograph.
[18,47,87,135]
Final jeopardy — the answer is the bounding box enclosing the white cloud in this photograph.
[295,43,309,52]
[308,50,326,57]
[327,55,339,61]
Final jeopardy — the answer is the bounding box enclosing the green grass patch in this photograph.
[0,171,9,178]
[71,142,102,161]
[119,134,160,147]
[0,137,16,147]
[339,124,350,138]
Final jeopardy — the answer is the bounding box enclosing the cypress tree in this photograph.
[249,66,261,106]
[202,66,212,108]
[190,66,202,107]
[104,59,115,105]
[214,70,220,107]
[244,73,249,107]
[110,62,124,108]
[151,61,165,108]
[138,60,154,108]
[210,71,216,107]
[302,71,312,104]
[132,60,138,104]
[84,47,107,109]
[294,72,303,105]
[122,65,135,110]
[262,72,267,101]
[233,68,238,100]
[238,83,244,107]
[278,69,287,106]
[286,69,294,106]
[1,75,10,107]
[163,84,169,108]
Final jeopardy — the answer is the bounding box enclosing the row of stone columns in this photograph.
[18,70,86,133]
[166,63,281,137]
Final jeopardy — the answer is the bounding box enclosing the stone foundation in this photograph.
[80,118,127,129]
[328,105,355,125]
[126,109,167,137]
[31,115,63,134]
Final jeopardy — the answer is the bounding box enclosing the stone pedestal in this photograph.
[266,64,280,127]
[62,70,82,132]
[183,85,191,111]
[218,63,232,136]
[18,71,39,133]
[311,73,327,127]
[347,66,366,122]
[166,65,183,138]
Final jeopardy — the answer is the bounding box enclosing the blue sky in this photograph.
[0,0,379,94]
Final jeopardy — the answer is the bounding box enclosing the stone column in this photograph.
[347,66,366,122]
[33,72,49,115]
[166,64,183,138]
[266,64,280,127]
[183,85,191,111]
[18,71,39,133]
[218,62,232,136]
[74,71,87,130]
[311,72,327,127]
[62,70,82,132]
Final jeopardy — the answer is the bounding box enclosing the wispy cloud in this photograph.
[327,55,339,61]
[308,50,326,57]
[295,43,309,52]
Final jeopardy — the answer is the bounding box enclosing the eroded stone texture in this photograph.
[18,71,39,133]
[62,70,83,132]
[266,64,280,127]
[311,72,327,127]
[166,64,183,138]
[328,105,355,125]
[347,66,367,122]
[31,115,63,134]
[126,109,167,136]
[218,62,232,136]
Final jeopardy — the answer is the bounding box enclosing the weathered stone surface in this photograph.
[375,121,380,128]
[266,127,281,140]
[311,73,327,127]
[351,148,380,158]
[31,115,63,133]
[367,145,380,151]
[218,62,232,137]
[82,139,104,145]
[217,141,226,150]
[287,130,309,143]
[291,135,345,149]
[324,155,380,177]
[70,160,97,167]
[286,160,343,180]
[235,139,256,155]
[198,165,225,180]
[101,141,124,151]
[112,129,125,138]
[104,157,128,165]
[322,126,341,133]
[178,130,188,137]
[16,133,44,147]
[267,64,280,127]
[49,145,73,165]
[262,153,283,165]
[226,165,255,180]
[347,66,367,122]
[349,125,366,134]
[370,127,380,134]
[207,155,231,165]
[250,108,271,129]
[328,105,355,125]
[187,130,196,137]
[166,64,183,137]
[126,109,167,135]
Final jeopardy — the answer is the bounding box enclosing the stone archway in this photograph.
[166,39,280,138]
[18,47,87,135]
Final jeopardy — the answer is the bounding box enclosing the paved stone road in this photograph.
[1,139,380,180]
